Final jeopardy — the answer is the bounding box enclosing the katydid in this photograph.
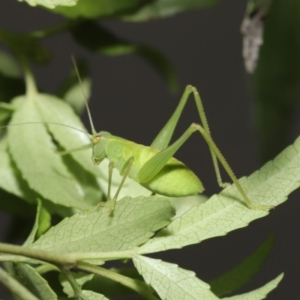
[56,58,272,211]
[4,60,272,211]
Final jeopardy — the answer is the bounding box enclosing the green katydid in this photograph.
[4,58,272,212]
[54,58,272,211]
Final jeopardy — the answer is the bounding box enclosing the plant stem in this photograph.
[61,268,82,299]
[69,249,136,261]
[18,56,38,98]
[0,241,136,264]
[77,261,159,300]
[0,242,76,267]
[0,266,39,300]
[35,264,59,275]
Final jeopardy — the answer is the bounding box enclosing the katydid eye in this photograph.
[93,135,101,144]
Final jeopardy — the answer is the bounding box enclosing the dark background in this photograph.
[1,0,300,299]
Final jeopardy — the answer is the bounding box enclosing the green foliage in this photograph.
[0,0,297,299]
[30,196,175,253]
[53,0,149,18]
[133,255,219,299]
[0,51,25,108]
[21,0,77,9]
[24,200,51,246]
[123,0,220,21]
[222,274,283,300]
[15,263,57,299]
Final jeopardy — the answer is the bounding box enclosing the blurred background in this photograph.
[0,0,300,299]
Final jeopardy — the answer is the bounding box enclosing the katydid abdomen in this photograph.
[97,135,204,197]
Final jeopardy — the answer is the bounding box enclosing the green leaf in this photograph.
[71,21,177,92]
[0,138,36,203]
[139,135,300,254]
[8,95,91,210]
[0,266,39,300]
[124,0,220,21]
[0,51,22,78]
[52,0,149,18]
[209,235,275,297]
[60,272,94,297]
[24,200,51,246]
[30,196,175,253]
[61,154,103,206]
[19,0,77,9]
[15,263,57,300]
[254,0,300,161]
[57,58,91,115]
[80,290,108,300]
[36,204,51,238]
[133,255,219,300]
[0,103,15,126]
[223,273,283,300]
[35,93,101,177]
[0,51,25,104]
[172,194,207,218]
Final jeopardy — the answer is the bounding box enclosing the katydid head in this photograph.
[72,56,115,165]
[91,131,111,164]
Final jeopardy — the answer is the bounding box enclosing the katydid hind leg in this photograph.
[146,121,272,210]
[141,85,273,210]
[150,85,226,188]
[150,85,193,151]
